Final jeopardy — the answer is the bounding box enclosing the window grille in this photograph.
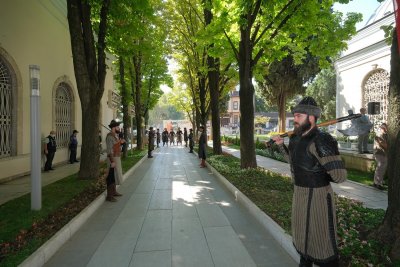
[0,58,12,158]
[363,69,389,131]
[55,83,72,148]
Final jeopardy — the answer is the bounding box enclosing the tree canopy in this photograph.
[68,0,362,174]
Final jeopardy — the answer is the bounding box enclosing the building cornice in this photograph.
[38,0,68,29]
[335,40,390,72]
[351,13,394,43]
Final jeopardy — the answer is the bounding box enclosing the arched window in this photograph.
[0,58,15,158]
[363,69,389,130]
[55,83,73,148]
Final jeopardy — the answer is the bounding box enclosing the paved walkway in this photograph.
[0,143,387,266]
[218,145,388,210]
[44,146,296,267]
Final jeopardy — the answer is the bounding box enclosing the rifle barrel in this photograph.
[265,114,361,146]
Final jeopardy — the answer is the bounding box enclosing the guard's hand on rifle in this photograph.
[120,139,126,144]
[271,135,284,145]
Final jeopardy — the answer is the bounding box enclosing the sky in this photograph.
[333,0,383,30]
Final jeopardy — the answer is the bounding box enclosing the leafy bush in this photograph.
[336,197,389,266]
[256,148,287,163]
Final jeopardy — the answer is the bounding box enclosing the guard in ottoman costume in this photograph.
[105,120,125,202]
[198,126,207,167]
[272,97,346,267]
[148,127,155,158]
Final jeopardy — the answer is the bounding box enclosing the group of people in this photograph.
[147,126,199,158]
[43,129,79,172]
[42,96,389,266]
[160,127,190,147]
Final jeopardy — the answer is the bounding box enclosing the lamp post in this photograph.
[30,65,41,210]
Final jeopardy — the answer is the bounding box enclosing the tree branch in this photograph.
[249,0,262,28]
[251,23,261,44]
[224,30,239,61]
[253,0,301,66]
[254,0,296,46]
[184,0,205,25]
[270,1,301,41]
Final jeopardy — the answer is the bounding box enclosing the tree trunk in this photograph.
[133,52,143,150]
[67,0,110,179]
[277,90,287,132]
[80,103,101,178]
[204,0,222,155]
[143,72,154,131]
[199,75,208,127]
[238,28,257,168]
[192,109,197,140]
[119,57,130,158]
[373,29,400,261]
[144,112,149,130]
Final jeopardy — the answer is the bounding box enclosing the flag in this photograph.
[338,118,373,136]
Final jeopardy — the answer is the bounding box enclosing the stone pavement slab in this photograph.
[44,146,296,267]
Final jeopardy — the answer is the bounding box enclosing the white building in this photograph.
[0,1,118,181]
[335,0,393,131]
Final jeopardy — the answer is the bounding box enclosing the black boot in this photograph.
[106,185,117,202]
[113,184,122,197]
[299,256,312,267]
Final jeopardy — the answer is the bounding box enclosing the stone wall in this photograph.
[340,150,374,172]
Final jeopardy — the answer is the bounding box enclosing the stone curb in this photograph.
[19,154,147,267]
[204,160,300,264]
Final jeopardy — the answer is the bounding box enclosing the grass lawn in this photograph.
[0,149,146,266]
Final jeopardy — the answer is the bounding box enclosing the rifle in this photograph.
[265,113,362,146]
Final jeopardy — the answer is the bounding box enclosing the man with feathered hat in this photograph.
[105,119,125,202]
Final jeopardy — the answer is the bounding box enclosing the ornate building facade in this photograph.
[0,0,119,181]
[335,0,393,132]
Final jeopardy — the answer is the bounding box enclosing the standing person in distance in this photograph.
[357,107,372,154]
[156,128,161,148]
[198,126,207,167]
[373,123,388,190]
[188,128,194,153]
[272,97,346,267]
[176,128,183,146]
[98,130,103,155]
[183,127,188,147]
[162,128,169,146]
[148,127,155,158]
[43,130,57,172]
[169,129,175,146]
[69,130,79,164]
